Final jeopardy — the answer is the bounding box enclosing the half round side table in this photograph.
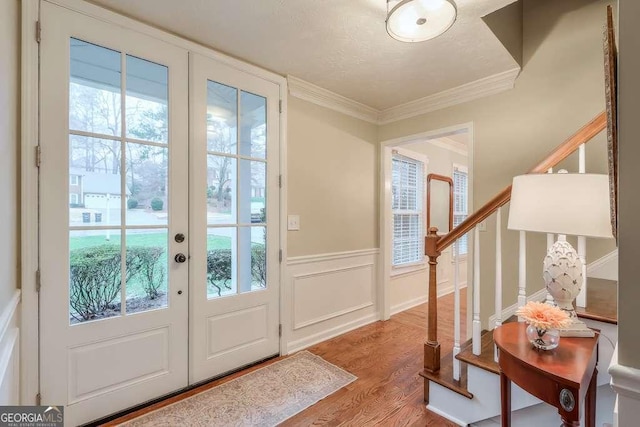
[493,322,599,427]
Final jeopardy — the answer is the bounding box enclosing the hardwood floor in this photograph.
[103,289,466,426]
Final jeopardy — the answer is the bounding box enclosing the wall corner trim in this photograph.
[609,345,640,400]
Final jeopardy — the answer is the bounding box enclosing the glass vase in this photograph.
[525,324,560,350]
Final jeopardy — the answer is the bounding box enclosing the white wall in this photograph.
[0,0,21,405]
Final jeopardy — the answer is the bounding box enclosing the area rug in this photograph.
[120,351,357,426]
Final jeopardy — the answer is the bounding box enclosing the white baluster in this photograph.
[576,144,587,308]
[452,240,461,381]
[494,209,502,362]
[546,168,556,305]
[495,209,502,328]
[472,226,481,356]
[518,231,527,320]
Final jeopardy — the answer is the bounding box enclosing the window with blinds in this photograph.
[392,153,425,266]
[453,164,469,255]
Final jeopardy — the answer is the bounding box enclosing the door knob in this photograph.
[174,253,187,263]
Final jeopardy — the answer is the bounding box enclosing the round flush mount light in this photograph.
[386,0,457,43]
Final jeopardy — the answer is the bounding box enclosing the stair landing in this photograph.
[576,278,617,324]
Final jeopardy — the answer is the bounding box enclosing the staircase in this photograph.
[419,112,620,425]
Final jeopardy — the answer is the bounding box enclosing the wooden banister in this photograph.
[422,112,607,400]
[435,111,607,253]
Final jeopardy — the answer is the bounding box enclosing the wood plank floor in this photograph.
[103,289,467,426]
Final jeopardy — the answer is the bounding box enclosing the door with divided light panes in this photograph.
[38,3,189,425]
[39,2,281,423]
[189,53,280,383]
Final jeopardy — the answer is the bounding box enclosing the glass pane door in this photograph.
[68,39,172,323]
[205,81,268,299]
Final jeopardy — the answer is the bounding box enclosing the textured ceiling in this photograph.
[88,0,520,110]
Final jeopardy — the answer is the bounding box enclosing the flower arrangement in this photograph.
[516,301,571,330]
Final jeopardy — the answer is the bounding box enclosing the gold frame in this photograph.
[604,5,618,241]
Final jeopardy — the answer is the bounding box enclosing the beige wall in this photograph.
[0,0,20,309]
[379,0,617,327]
[617,0,639,370]
[287,96,378,256]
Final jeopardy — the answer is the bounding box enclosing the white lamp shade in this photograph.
[386,0,456,43]
[507,173,613,238]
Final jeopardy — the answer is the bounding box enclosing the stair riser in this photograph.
[426,365,541,425]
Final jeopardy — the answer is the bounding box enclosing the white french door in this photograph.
[189,53,281,382]
[38,2,281,425]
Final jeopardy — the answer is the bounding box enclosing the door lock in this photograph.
[174,253,187,263]
[175,233,185,243]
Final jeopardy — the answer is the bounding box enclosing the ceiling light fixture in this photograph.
[386,0,457,43]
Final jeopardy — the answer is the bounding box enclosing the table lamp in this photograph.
[507,172,614,337]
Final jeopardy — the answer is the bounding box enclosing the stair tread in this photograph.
[576,278,618,324]
[420,349,473,400]
[456,330,500,375]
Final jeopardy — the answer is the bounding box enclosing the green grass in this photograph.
[70,232,232,251]
[70,232,233,298]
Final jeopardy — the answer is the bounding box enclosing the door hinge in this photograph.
[35,145,41,168]
[36,392,41,406]
[278,249,282,263]
[35,269,41,293]
[278,175,282,189]
[279,100,282,114]
[36,21,41,43]
[278,324,282,337]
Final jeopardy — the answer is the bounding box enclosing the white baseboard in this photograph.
[609,344,640,426]
[587,249,618,281]
[390,283,467,316]
[286,312,379,354]
[426,402,468,426]
[488,288,547,329]
[391,295,428,316]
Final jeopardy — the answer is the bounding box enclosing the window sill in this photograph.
[391,261,428,278]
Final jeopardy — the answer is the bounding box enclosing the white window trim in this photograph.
[452,162,468,261]
[391,147,428,272]
[70,174,79,185]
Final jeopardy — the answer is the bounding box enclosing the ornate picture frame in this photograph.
[604,5,618,241]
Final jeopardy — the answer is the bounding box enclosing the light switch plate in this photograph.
[288,215,300,231]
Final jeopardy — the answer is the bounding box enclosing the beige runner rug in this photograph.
[120,351,357,426]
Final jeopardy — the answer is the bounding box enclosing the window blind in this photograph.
[392,153,424,266]
[453,166,468,255]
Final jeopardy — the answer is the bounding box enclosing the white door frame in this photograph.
[378,123,474,321]
[20,0,289,406]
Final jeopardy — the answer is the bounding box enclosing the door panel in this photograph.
[190,53,280,382]
[40,3,188,425]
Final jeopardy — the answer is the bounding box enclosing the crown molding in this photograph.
[287,75,380,124]
[287,67,520,125]
[378,67,521,124]
[429,137,468,156]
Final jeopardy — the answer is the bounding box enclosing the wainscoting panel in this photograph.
[0,290,21,405]
[286,249,379,353]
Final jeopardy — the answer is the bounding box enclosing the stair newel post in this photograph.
[424,227,442,376]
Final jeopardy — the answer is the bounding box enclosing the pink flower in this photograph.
[515,301,571,330]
